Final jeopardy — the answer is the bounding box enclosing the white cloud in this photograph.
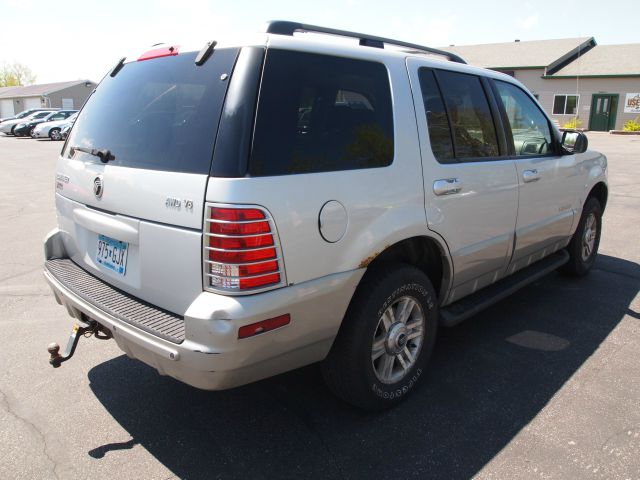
[518,14,540,30]
[389,15,455,47]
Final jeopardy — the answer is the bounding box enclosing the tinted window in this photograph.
[418,68,454,163]
[64,49,239,174]
[436,70,499,159]
[250,50,394,176]
[495,81,552,156]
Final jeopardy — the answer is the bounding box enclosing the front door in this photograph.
[589,94,618,131]
[492,80,579,272]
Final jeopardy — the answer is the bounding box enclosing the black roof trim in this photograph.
[546,37,597,76]
[265,20,467,64]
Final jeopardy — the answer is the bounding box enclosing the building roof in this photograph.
[0,80,94,99]
[0,86,21,96]
[548,44,640,77]
[441,37,595,70]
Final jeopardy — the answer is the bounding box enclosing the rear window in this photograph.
[64,49,239,175]
[249,50,394,176]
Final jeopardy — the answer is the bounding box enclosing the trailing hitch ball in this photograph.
[47,320,112,368]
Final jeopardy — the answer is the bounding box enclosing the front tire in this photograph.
[561,197,602,276]
[321,263,438,410]
[49,128,61,141]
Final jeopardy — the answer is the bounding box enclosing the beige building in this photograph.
[0,80,96,118]
[443,38,640,131]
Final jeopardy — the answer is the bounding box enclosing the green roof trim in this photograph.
[543,74,640,79]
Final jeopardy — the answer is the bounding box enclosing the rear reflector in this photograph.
[238,314,291,339]
[138,45,180,62]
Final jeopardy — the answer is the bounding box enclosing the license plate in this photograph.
[96,234,128,276]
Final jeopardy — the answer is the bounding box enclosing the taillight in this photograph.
[204,205,285,293]
[138,45,180,61]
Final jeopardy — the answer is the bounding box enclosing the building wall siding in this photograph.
[513,69,640,130]
[46,83,95,110]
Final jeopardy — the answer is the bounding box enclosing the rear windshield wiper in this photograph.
[70,146,115,163]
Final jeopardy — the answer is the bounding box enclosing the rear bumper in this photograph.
[13,127,30,136]
[44,228,363,390]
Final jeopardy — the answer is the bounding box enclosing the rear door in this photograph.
[55,48,240,314]
[407,60,519,304]
[491,80,578,272]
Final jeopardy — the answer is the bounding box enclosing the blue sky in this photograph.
[1,0,638,83]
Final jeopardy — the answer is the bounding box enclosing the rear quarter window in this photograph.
[249,50,394,176]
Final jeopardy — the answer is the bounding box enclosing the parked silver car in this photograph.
[32,112,78,140]
[44,22,607,410]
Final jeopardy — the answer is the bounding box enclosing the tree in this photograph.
[0,62,37,87]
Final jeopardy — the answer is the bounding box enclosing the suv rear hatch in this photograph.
[55,47,240,314]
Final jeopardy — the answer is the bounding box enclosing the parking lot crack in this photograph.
[0,387,60,480]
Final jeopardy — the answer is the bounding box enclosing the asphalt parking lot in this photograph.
[0,133,638,480]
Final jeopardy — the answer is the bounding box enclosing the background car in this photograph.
[0,110,56,135]
[31,112,79,140]
[13,110,77,137]
[60,121,74,140]
[0,108,58,124]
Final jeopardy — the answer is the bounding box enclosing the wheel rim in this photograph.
[371,295,425,384]
[581,212,597,261]
[51,129,60,140]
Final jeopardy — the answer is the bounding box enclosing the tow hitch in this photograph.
[47,320,112,368]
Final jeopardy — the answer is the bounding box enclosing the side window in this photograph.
[435,70,500,159]
[418,69,454,163]
[250,50,394,176]
[494,81,553,156]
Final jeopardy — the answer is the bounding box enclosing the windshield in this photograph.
[64,49,239,174]
[17,110,35,118]
[31,111,52,120]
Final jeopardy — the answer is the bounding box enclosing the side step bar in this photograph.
[440,250,569,327]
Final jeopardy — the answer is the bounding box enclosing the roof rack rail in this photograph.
[265,20,466,64]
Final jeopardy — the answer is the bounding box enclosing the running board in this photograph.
[439,250,569,327]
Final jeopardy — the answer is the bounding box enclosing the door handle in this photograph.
[522,169,540,183]
[433,178,462,196]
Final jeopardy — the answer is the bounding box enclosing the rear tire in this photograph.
[321,263,438,410]
[561,197,602,276]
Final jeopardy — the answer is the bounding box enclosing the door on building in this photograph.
[0,99,15,118]
[589,94,618,131]
[23,97,42,111]
[62,98,74,109]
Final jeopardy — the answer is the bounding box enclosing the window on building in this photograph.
[250,50,394,176]
[552,94,579,115]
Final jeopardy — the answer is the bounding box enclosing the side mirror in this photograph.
[561,130,588,154]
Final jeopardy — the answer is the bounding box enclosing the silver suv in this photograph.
[44,22,607,410]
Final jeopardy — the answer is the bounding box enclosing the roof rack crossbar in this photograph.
[265,20,466,64]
